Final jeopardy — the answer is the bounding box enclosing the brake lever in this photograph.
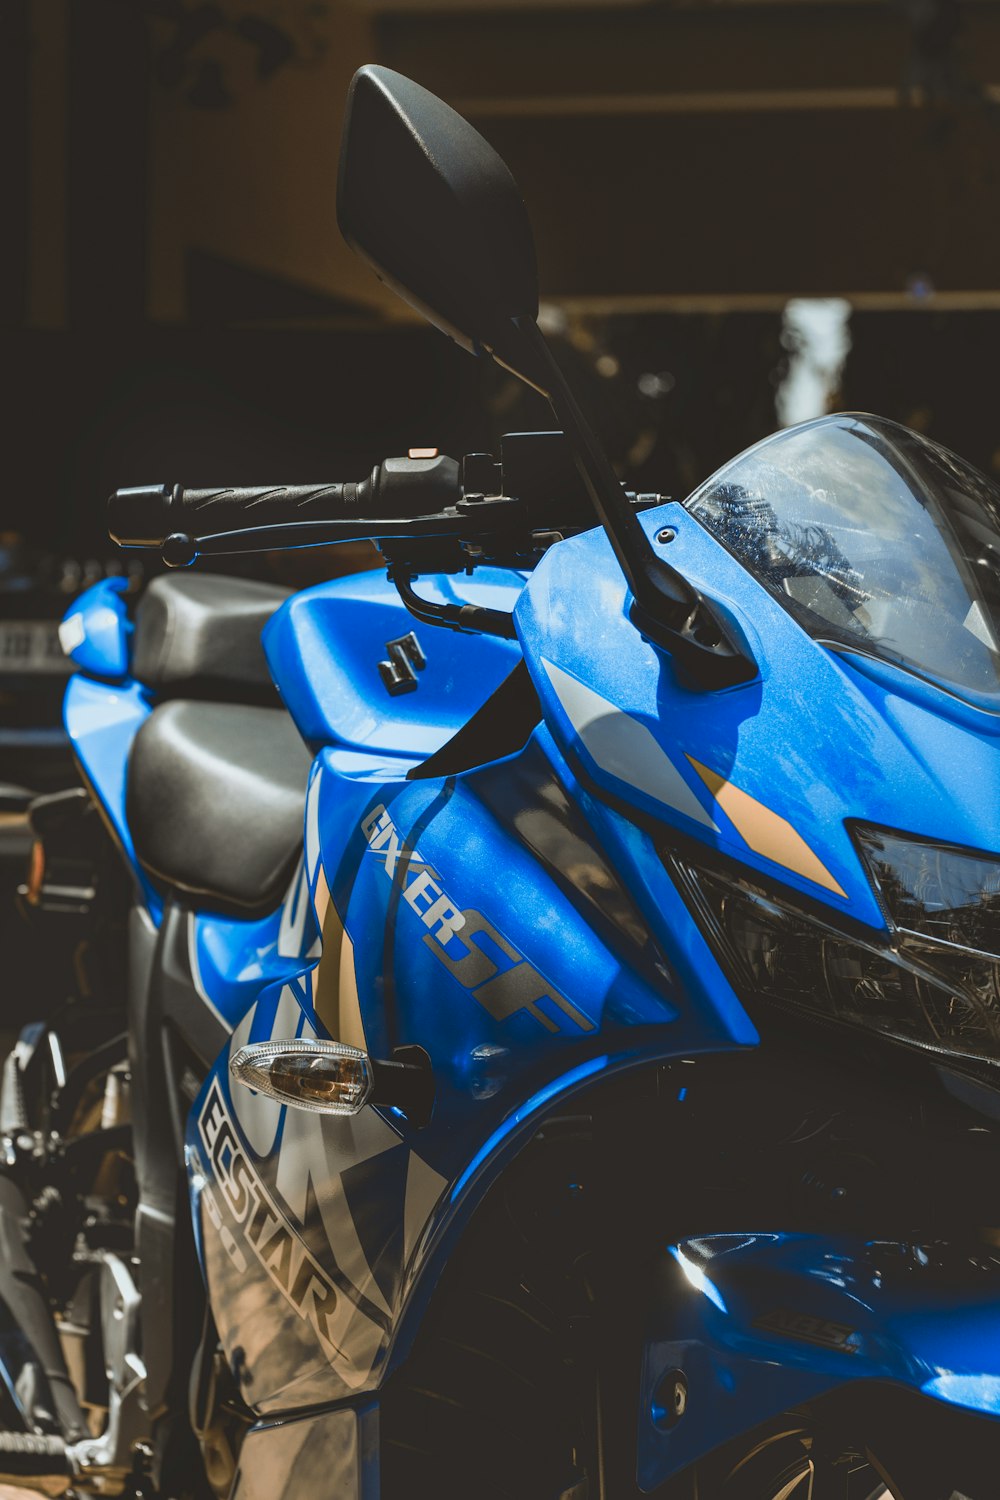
[156,496,528,567]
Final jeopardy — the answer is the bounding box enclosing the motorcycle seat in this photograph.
[126,699,311,917]
[131,573,290,702]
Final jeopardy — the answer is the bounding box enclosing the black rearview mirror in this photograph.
[338,66,539,378]
[337,65,756,689]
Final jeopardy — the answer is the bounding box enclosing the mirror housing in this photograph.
[338,66,539,374]
[338,65,757,690]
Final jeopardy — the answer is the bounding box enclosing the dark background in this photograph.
[5,0,1000,560]
[1,0,999,1005]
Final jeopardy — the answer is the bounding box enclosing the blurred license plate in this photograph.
[0,620,69,674]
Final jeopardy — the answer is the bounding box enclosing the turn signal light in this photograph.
[230,1038,436,1124]
[230,1039,373,1116]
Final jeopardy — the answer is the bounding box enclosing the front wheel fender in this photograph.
[639,1232,1000,1493]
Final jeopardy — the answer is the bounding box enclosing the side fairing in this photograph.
[63,673,159,912]
[189,863,321,1033]
[59,578,132,680]
[186,733,758,1414]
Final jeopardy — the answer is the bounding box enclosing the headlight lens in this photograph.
[671,828,1000,1073]
[854,826,1000,955]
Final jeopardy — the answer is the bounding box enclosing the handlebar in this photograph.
[108,438,663,572]
[105,426,749,679]
[105,435,672,641]
[107,452,474,564]
[110,483,358,548]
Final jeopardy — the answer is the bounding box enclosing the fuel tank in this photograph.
[262,567,524,761]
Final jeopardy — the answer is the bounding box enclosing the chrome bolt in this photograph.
[652,1369,689,1429]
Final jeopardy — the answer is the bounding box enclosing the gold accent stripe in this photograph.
[687,757,847,899]
[312,868,368,1051]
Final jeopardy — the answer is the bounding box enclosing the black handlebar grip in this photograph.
[108,482,356,549]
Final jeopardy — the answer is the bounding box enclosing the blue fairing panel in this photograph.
[190,861,320,1033]
[516,507,1000,931]
[59,577,132,680]
[638,1232,1000,1489]
[263,566,524,758]
[63,673,159,913]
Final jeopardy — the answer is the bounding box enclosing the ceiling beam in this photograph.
[374,2,1000,300]
[376,3,1000,105]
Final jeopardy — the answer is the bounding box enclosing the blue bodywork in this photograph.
[59,577,132,680]
[61,501,1000,1485]
[520,505,1000,929]
[640,1233,1000,1488]
[265,567,524,762]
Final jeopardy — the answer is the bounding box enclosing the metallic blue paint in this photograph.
[182,708,762,1412]
[59,578,132,679]
[639,1232,1000,1489]
[534,724,759,1049]
[62,673,159,915]
[517,505,1000,928]
[263,567,524,757]
[191,872,318,1033]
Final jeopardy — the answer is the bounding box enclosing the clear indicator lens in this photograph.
[230,1039,373,1115]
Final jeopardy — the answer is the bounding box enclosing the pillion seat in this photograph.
[131,573,291,702]
[126,700,311,918]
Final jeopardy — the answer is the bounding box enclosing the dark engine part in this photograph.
[0,1176,87,1443]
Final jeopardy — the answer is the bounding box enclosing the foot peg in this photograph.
[0,1431,74,1496]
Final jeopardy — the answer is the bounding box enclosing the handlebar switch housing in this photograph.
[369,453,461,516]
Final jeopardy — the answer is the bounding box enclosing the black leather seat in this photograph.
[131,573,291,702]
[126,700,311,917]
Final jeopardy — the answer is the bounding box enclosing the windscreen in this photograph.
[686,413,1000,705]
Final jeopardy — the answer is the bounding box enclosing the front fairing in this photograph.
[516,503,1000,934]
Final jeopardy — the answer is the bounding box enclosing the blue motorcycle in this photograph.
[2,64,1000,1500]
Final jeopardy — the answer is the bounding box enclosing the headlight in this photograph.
[669,827,1000,1075]
[854,826,1000,955]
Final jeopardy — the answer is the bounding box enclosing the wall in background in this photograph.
[8,0,1000,554]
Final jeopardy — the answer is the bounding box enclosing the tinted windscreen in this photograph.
[686,413,1000,705]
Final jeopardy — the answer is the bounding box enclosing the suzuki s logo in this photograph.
[362,805,594,1035]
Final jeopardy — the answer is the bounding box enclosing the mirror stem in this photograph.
[510,317,691,609]
[502,318,756,689]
